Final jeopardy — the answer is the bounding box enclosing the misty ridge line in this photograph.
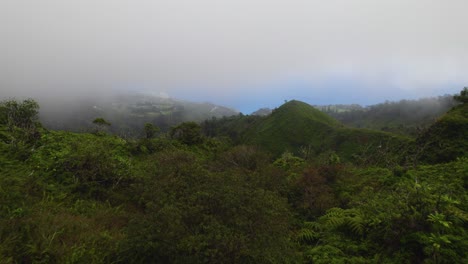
[1,0,467,113]
[0,89,456,140]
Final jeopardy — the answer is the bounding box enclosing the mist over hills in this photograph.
[37,92,239,136]
[5,89,463,165]
[3,90,458,141]
[317,95,457,136]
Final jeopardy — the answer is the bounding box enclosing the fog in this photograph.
[1,0,467,112]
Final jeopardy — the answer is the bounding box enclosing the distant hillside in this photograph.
[242,100,407,163]
[251,108,272,116]
[38,93,239,136]
[244,100,339,155]
[413,102,468,164]
[317,95,457,136]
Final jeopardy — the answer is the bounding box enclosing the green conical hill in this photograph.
[271,100,341,127]
[244,100,339,155]
[244,100,406,160]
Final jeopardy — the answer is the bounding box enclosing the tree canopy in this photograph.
[0,98,39,131]
[0,95,466,263]
[454,87,468,103]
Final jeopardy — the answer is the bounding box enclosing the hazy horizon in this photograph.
[1,0,467,113]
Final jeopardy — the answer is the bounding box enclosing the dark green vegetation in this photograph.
[413,98,468,164]
[1,89,467,263]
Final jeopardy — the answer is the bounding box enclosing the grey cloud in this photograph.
[1,0,467,102]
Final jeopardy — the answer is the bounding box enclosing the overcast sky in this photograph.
[1,0,467,112]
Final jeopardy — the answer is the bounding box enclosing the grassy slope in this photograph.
[244,101,339,154]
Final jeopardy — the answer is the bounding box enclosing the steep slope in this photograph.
[244,100,407,161]
[244,101,340,155]
[414,103,468,164]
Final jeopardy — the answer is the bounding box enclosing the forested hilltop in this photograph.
[0,88,467,263]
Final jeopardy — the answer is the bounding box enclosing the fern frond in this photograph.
[348,215,365,236]
[320,207,366,236]
[303,221,323,231]
[448,206,468,223]
[296,228,319,243]
[321,207,345,229]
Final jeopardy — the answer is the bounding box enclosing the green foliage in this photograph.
[0,99,42,160]
[37,131,132,200]
[129,137,176,155]
[201,114,263,144]
[220,145,271,171]
[143,122,159,139]
[238,100,408,164]
[413,103,468,164]
[321,95,457,136]
[243,100,340,156]
[1,98,467,263]
[298,160,468,263]
[119,149,297,263]
[274,151,305,171]
[0,98,39,131]
[290,165,344,217]
[92,117,111,126]
[321,208,366,236]
[453,87,468,103]
[170,121,203,145]
[92,117,111,134]
[295,222,321,244]
[0,129,130,263]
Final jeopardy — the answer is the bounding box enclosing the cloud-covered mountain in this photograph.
[39,92,239,136]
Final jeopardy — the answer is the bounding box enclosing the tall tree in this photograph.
[170,122,202,145]
[143,123,159,139]
[92,117,111,134]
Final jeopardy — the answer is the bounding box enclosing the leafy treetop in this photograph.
[144,123,159,139]
[453,87,468,103]
[0,98,39,131]
[92,117,111,126]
